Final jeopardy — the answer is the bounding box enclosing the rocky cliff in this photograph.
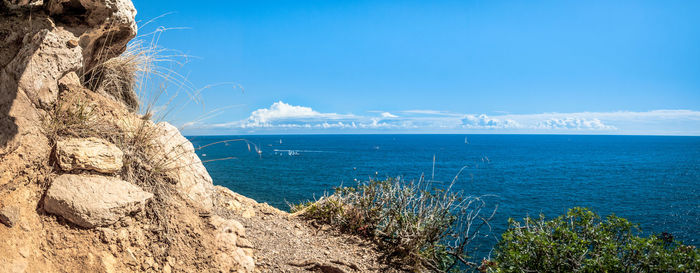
[0,0,256,272]
[0,1,397,272]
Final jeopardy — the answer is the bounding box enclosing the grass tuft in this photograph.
[81,43,143,111]
[291,176,497,272]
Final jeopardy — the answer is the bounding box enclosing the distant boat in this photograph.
[464,137,469,144]
[202,154,206,157]
[279,139,282,144]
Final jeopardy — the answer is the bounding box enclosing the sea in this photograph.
[188,134,700,256]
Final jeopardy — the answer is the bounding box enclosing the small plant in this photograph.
[488,207,699,273]
[291,176,497,272]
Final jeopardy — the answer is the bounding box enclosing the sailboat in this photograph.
[279,139,282,144]
[464,136,469,144]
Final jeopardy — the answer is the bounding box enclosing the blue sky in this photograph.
[133,0,700,135]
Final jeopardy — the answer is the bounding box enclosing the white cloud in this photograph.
[461,114,520,129]
[381,112,398,118]
[245,101,353,125]
[182,102,700,135]
[537,117,615,130]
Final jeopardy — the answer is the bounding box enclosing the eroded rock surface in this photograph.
[56,137,123,173]
[210,215,255,272]
[44,174,152,227]
[152,122,215,211]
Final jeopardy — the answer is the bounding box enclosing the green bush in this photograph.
[488,207,699,273]
[292,178,497,272]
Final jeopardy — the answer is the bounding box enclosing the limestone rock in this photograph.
[58,71,81,89]
[45,0,138,72]
[7,28,83,110]
[0,206,20,227]
[56,137,123,173]
[214,185,286,217]
[152,122,214,211]
[44,174,152,227]
[210,216,254,273]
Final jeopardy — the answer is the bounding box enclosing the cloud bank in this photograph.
[462,114,520,129]
[240,101,355,128]
[183,101,700,135]
[537,117,614,130]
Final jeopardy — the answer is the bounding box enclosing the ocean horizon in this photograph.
[189,134,700,255]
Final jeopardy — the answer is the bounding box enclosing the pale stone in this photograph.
[58,71,81,89]
[0,206,20,227]
[43,174,152,228]
[241,208,255,219]
[56,137,124,173]
[7,28,82,110]
[210,216,246,239]
[100,251,117,273]
[209,216,254,273]
[162,264,172,273]
[151,122,214,211]
[234,248,255,272]
[97,227,117,243]
[45,0,138,72]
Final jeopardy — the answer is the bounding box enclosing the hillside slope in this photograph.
[0,1,392,272]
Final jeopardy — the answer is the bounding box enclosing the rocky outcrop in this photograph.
[152,122,215,211]
[3,0,138,72]
[56,137,124,173]
[7,27,83,111]
[0,0,258,272]
[43,174,152,227]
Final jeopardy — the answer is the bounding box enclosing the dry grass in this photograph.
[81,46,142,111]
[43,23,200,246]
[291,174,498,272]
[42,17,258,258]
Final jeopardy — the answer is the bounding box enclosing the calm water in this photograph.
[189,134,700,253]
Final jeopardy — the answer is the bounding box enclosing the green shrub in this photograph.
[489,207,699,273]
[292,177,497,272]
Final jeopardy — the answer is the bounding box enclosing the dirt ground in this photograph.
[213,186,404,273]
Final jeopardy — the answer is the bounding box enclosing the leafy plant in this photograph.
[488,207,699,273]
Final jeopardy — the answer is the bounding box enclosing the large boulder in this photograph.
[151,122,214,211]
[56,137,124,173]
[44,174,152,228]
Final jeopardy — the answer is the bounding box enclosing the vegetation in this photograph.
[294,181,699,273]
[484,207,699,273]
[42,27,199,246]
[291,177,497,272]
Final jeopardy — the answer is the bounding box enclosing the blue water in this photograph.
[189,134,700,253]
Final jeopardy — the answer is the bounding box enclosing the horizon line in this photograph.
[183,132,700,137]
